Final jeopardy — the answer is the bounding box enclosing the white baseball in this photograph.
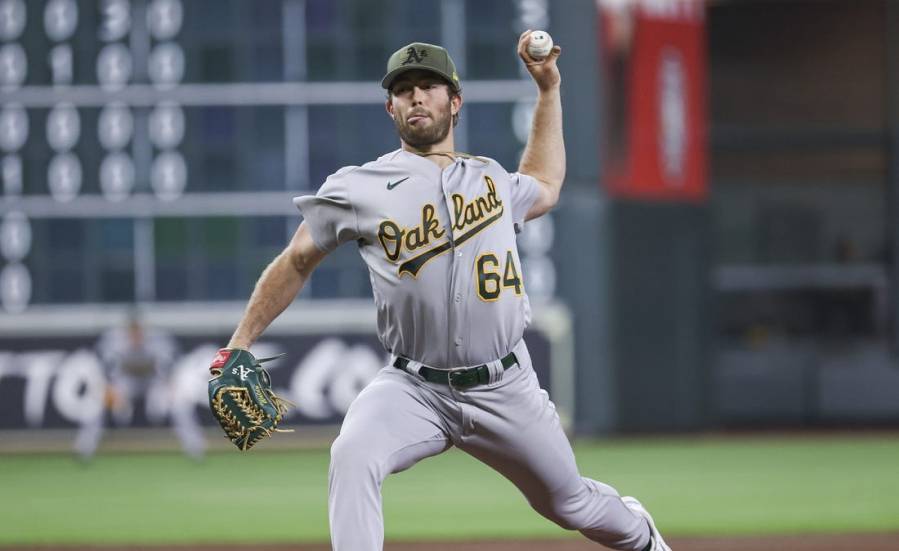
[527,31,553,60]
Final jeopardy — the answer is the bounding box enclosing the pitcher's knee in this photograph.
[329,432,384,483]
[532,497,584,531]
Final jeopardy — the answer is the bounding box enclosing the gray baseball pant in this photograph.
[328,340,650,551]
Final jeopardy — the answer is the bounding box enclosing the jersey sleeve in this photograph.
[509,171,542,231]
[292,172,361,253]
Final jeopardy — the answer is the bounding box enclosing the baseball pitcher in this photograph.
[208,33,671,551]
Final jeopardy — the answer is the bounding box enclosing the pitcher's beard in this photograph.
[395,106,452,149]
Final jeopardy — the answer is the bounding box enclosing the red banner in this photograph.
[601,0,708,201]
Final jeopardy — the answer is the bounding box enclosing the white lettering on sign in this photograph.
[289,339,383,419]
[658,46,686,186]
[52,349,105,424]
[0,340,385,428]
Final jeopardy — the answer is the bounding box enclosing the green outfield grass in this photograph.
[2,434,898,545]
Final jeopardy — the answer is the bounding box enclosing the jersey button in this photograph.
[454,337,463,346]
[454,293,462,303]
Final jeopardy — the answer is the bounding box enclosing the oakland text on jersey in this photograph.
[451,176,503,234]
[376,175,505,278]
[377,203,446,262]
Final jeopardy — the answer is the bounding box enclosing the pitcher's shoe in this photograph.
[622,496,672,551]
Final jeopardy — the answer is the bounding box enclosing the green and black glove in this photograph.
[208,348,293,451]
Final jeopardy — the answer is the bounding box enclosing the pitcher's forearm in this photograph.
[518,87,565,189]
[227,253,307,350]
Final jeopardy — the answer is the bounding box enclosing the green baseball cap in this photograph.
[381,42,462,93]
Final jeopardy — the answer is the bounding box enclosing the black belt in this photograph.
[393,352,518,389]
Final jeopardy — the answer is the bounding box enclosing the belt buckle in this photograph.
[448,368,478,389]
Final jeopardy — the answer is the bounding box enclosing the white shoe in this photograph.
[622,496,672,551]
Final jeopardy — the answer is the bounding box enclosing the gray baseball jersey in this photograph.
[294,148,541,368]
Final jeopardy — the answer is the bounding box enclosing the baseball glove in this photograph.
[208,348,293,451]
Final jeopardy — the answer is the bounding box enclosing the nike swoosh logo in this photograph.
[387,177,410,190]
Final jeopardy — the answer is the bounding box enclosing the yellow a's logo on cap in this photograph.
[452,71,459,82]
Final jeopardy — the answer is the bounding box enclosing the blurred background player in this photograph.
[74,312,205,461]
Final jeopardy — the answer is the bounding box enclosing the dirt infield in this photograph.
[7,534,899,551]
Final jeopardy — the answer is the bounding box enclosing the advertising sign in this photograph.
[0,327,554,431]
[600,0,708,201]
